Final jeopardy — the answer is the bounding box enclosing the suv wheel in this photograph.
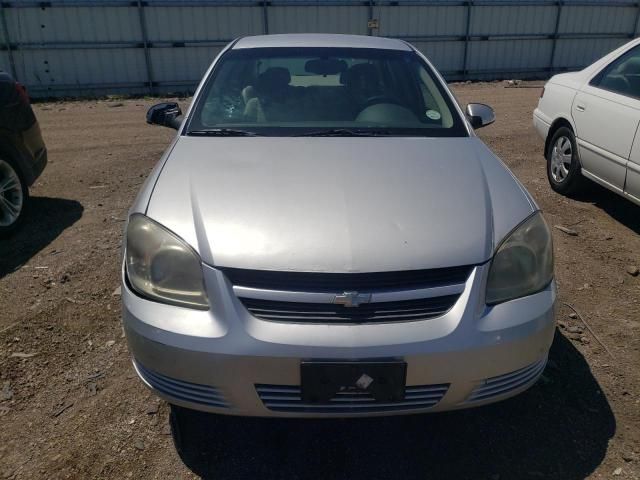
[546,127,587,195]
[0,157,28,238]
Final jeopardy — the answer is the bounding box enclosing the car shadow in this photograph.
[172,332,615,480]
[571,182,640,235]
[0,196,83,278]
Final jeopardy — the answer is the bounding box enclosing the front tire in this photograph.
[169,404,234,468]
[0,157,28,238]
[546,127,586,195]
[169,404,219,460]
[169,404,192,458]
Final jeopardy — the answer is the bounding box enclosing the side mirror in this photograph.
[465,103,495,129]
[147,102,182,130]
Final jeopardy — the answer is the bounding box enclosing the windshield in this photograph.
[187,47,467,137]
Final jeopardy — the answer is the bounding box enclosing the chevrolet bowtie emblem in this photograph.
[333,291,372,308]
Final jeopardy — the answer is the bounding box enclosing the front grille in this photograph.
[241,295,460,324]
[256,383,449,413]
[466,357,547,403]
[134,361,228,408]
[221,265,473,292]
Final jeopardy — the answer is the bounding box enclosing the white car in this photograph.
[534,38,640,205]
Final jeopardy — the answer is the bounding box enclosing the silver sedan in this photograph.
[122,34,556,423]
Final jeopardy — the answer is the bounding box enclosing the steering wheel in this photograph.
[362,95,404,109]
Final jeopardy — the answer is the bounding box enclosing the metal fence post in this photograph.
[262,1,269,34]
[462,0,473,79]
[0,3,17,79]
[136,0,154,95]
[367,0,374,36]
[633,1,640,38]
[549,0,563,74]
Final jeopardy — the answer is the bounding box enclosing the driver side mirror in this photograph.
[147,102,182,130]
[465,103,495,129]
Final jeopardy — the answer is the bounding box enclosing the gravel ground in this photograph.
[0,82,639,479]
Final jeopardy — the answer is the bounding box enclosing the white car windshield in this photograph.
[187,47,467,137]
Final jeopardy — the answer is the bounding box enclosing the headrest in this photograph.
[620,57,640,75]
[256,67,291,93]
[601,75,629,94]
[340,63,379,86]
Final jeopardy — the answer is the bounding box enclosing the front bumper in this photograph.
[123,263,557,417]
[21,121,47,185]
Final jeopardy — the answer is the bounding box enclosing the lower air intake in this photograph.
[256,383,449,413]
[466,357,547,403]
[134,361,228,408]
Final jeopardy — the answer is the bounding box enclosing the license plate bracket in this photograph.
[301,361,407,404]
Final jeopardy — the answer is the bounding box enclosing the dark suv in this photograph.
[0,70,47,237]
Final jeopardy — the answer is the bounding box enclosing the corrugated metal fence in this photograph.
[1,0,639,98]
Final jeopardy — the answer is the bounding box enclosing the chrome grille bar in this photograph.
[233,282,466,304]
[240,295,459,324]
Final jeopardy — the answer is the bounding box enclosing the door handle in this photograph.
[575,104,586,112]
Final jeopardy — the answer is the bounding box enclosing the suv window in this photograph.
[591,45,640,99]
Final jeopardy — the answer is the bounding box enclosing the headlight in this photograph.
[125,213,209,310]
[486,212,553,305]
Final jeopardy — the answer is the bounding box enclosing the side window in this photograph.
[591,45,640,99]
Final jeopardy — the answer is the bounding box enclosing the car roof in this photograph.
[232,34,412,51]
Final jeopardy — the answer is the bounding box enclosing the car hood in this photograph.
[146,136,534,272]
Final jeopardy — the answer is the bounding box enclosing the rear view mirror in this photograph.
[147,102,182,130]
[305,58,348,76]
[465,103,495,129]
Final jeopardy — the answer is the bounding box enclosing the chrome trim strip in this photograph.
[627,161,640,174]
[581,168,624,194]
[371,284,465,302]
[233,282,466,304]
[233,287,336,303]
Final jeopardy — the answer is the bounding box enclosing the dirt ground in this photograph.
[0,82,639,480]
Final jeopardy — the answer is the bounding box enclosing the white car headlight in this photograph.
[125,213,209,310]
[486,212,554,305]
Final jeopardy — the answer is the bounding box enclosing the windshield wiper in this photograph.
[188,128,261,137]
[294,128,394,137]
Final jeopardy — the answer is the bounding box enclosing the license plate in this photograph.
[301,361,407,404]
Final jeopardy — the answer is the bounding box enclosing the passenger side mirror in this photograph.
[147,102,182,130]
[465,103,495,129]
